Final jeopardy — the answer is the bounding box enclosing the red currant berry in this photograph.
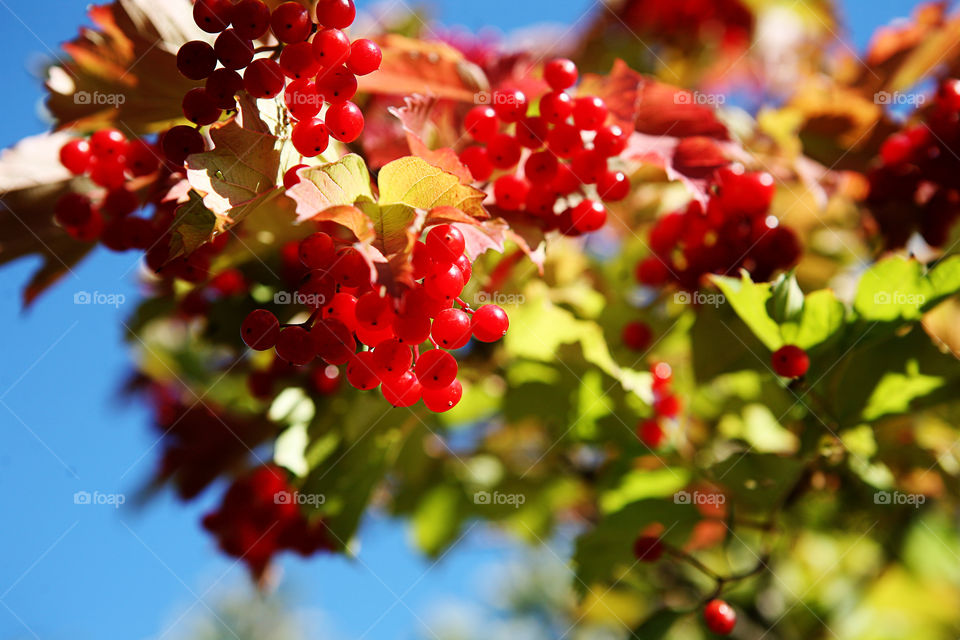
[347,39,382,76]
[422,379,463,413]
[632,535,664,561]
[242,309,280,350]
[544,58,578,90]
[621,321,652,351]
[654,393,681,419]
[415,349,458,389]
[570,199,607,232]
[453,253,472,283]
[230,0,271,39]
[394,311,432,345]
[89,158,127,189]
[771,344,809,378]
[194,0,233,33]
[271,2,311,43]
[524,150,559,182]
[381,370,421,407]
[285,79,322,120]
[177,41,217,80]
[546,123,583,158]
[312,319,356,365]
[492,89,528,122]
[322,292,358,330]
[637,419,665,449]
[214,29,254,70]
[299,231,336,268]
[244,58,285,99]
[316,65,358,102]
[102,188,139,217]
[550,162,580,196]
[713,166,775,217]
[54,192,93,227]
[279,41,320,79]
[182,88,221,126]
[276,326,317,366]
[315,0,356,29]
[651,361,672,389]
[493,175,530,211]
[598,170,630,202]
[68,208,104,243]
[291,118,330,157]
[464,106,500,143]
[471,304,508,342]
[459,145,493,181]
[572,96,608,131]
[594,124,629,157]
[372,338,413,381]
[569,149,606,184]
[703,599,736,635]
[205,68,244,109]
[124,140,160,177]
[346,351,380,390]
[331,247,369,288]
[424,263,465,302]
[431,308,472,349]
[90,129,128,159]
[514,116,548,149]
[162,126,205,164]
[539,91,573,125]
[312,28,351,65]
[636,256,669,285]
[425,224,466,265]
[325,101,364,143]
[356,292,395,331]
[59,139,91,175]
[486,133,521,169]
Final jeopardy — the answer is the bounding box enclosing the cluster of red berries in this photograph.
[635,361,679,449]
[867,79,960,249]
[457,58,630,235]
[771,344,808,379]
[635,165,800,290]
[202,465,332,578]
[240,224,509,412]
[167,0,379,165]
[55,130,163,246]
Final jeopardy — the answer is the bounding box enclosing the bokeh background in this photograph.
[0,1,930,638]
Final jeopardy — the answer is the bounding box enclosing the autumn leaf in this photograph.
[378,156,488,220]
[384,94,473,182]
[286,155,375,223]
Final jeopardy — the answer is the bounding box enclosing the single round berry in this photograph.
[322,292,359,330]
[124,140,160,177]
[205,68,244,109]
[544,58,578,90]
[316,65,358,103]
[271,2,311,42]
[424,263,465,302]
[515,116,548,149]
[356,291,395,331]
[493,175,530,211]
[453,253,472,283]
[464,106,500,143]
[90,129,128,158]
[381,370,421,407]
[230,0,271,39]
[315,0,356,29]
[182,88,221,126]
[161,126,205,165]
[346,351,380,390]
[546,122,583,158]
[325,101,364,143]
[492,89,528,122]
[471,304,508,342]
[713,166,775,217]
[572,96,608,131]
[598,170,630,202]
[422,379,462,413]
[331,247,369,288]
[594,124,629,157]
[486,133,521,169]
[291,118,330,157]
[394,311,432,345]
[54,192,93,227]
[459,146,493,181]
[703,600,736,635]
[636,255,670,286]
[425,224,466,265]
[651,361,672,390]
[242,309,280,350]
[431,308,472,349]
[539,91,573,125]
[276,326,317,366]
[102,188,139,217]
[622,321,652,351]
[59,139,91,175]
[194,0,233,33]
[632,535,664,561]
[372,338,413,380]
[523,150,559,182]
[244,58,285,99]
[279,42,320,79]
[89,158,127,189]
[347,38,382,76]
[637,419,665,449]
[570,149,606,185]
[570,199,607,233]
[771,344,809,378]
[654,393,681,419]
[298,231,336,268]
[214,28,254,70]
[312,319,356,365]
[177,41,217,80]
[285,78,322,120]
[415,349,458,389]
[313,28,351,65]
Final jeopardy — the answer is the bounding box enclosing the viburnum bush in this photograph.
[6,0,960,637]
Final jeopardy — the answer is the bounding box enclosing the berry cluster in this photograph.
[457,58,630,235]
[240,224,509,412]
[867,79,960,248]
[170,0,380,163]
[635,166,800,290]
[635,361,680,449]
[202,465,332,578]
[55,130,162,245]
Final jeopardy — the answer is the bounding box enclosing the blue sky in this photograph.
[0,1,928,638]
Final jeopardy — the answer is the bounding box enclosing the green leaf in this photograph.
[359,200,423,256]
[709,453,805,512]
[711,273,782,350]
[410,484,465,556]
[288,154,375,221]
[169,191,218,257]
[633,609,683,639]
[781,289,846,350]
[691,303,771,382]
[377,156,487,220]
[853,255,960,322]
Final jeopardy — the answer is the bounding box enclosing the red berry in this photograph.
[424,263,465,302]
[177,41,217,80]
[312,319,356,365]
[372,338,413,380]
[422,379,463,413]
[492,89,528,122]
[598,170,630,202]
[415,349,458,389]
[194,0,233,33]
[431,308,472,349]
[347,38,382,75]
[102,188,139,217]
[486,133,521,169]
[214,29,254,70]
[594,124,629,157]
[570,199,606,232]
[276,326,317,366]
[494,175,530,211]
[523,150,559,182]
[230,0,271,39]
[325,101,364,143]
[54,192,93,227]
[572,96,608,131]
[771,344,809,378]
[637,419,665,449]
[464,106,500,143]
[271,2,311,42]
[550,163,580,196]
[205,68,244,109]
[284,79,322,120]
[544,58,578,90]
[703,599,736,635]
[471,304,508,342]
[331,247,369,288]
[621,321,652,351]
[539,91,573,125]
[632,535,664,561]
[162,126,205,165]
[459,146,493,181]
[453,253,472,283]
[292,118,330,157]
[313,28,351,65]
[242,309,280,350]
[182,88,221,126]
[356,291,394,331]
[279,42,320,79]
[546,123,583,158]
[394,311,432,345]
[569,149,606,184]
[651,361,672,390]
[515,116,548,149]
[89,158,127,189]
[654,393,681,419]
[322,292,358,330]
[244,58,285,99]
[346,351,380,390]
[316,65,357,102]
[381,370,421,407]
[713,166,775,217]
[315,0,356,29]
[298,231,336,268]
[124,140,160,177]
[59,139,91,175]
[90,129,128,159]
[425,224,466,265]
